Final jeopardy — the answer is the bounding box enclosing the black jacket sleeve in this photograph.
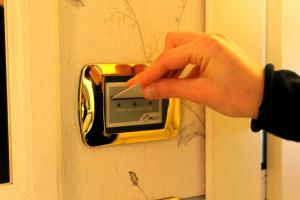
[251,64,300,142]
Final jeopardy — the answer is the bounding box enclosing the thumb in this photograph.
[142,78,206,101]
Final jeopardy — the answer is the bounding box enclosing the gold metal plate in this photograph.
[78,64,181,147]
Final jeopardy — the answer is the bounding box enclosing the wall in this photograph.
[58,0,205,199]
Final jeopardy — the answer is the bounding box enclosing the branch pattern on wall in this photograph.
[178,101,205,146]
[108,0,162,62]
[60,0,205,198]
[67,0,85,7]
[107,0,205,147]
[128,171,149,200]
[175,0,188,31]
[66,0,205,146]
[108,0,188,62]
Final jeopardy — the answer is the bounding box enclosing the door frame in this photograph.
[0,0,61,199]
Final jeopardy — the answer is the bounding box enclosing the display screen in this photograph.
[105,82,163,128]
[103,76,169,134]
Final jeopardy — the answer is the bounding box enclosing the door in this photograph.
[267,0,300,199]
[205,0,266,200]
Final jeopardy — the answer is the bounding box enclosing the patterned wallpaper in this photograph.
[59,0,205,199]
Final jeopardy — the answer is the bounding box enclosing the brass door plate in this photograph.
[78,64,181,147]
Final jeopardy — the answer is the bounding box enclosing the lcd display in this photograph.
[103,75,169,134]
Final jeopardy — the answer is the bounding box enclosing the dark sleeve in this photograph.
[251,64,300,142]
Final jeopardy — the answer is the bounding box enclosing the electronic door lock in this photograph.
[78,64,181,147]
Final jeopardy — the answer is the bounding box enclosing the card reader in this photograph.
[78,64,181,147]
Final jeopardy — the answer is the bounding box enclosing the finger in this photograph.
[172,69,184,78]
[133,64,147,75]
[128,41,196,86]
[115,64,133,75]
[185,65,200,79]
[164,69,183,79]
[163,71,176,78]
[164,32,206,51]
[142,78,208,104]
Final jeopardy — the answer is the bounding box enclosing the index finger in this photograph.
[164,32,206,51]
[127,41,195,86]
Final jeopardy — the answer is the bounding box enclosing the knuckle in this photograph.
[207,36,219,45]
[193,35,216,48]
[192,34,225,58]
[204,35,223,51]
[165,32,177,42]
[159,50,171,60]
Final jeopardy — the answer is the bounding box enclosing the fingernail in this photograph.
[143,84,158,99]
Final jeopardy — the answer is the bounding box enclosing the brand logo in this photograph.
[142,113,160,122]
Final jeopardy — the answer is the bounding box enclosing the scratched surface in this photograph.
[59,0,205,199]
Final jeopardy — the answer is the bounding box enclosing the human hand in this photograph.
[127,32,264,119]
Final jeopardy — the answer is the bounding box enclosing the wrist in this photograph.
[251,64,275,130]
[252,67,265,119]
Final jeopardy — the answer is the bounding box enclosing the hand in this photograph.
[127,32,264,119]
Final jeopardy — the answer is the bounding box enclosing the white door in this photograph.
[206,0,266,199]
[267,0,300,199]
